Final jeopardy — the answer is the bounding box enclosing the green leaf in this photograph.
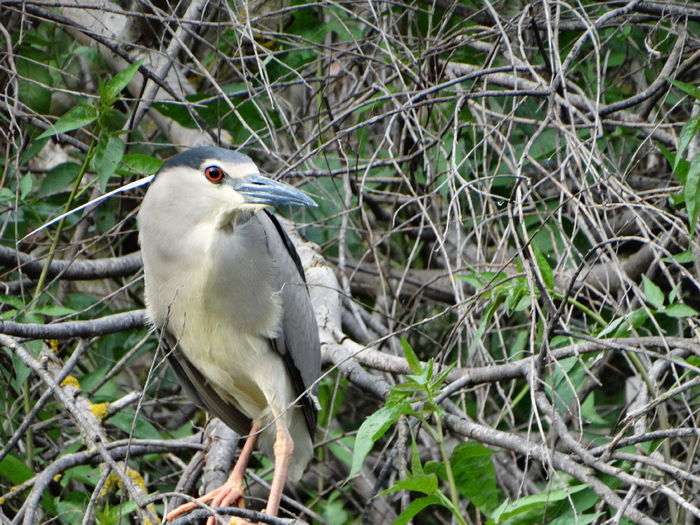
[121,153,164,175]
[548,512,601,525]
[5,340,39,393]
[393,495,442,525]
[547,356,585,411]
[318,491,350,525]
[38,162,81,196]
[664,140,690,185]
[63,465,100,487]
[9,348,31,394]
[669,78,700,100]
[31,304,76,316]
[16,47,52,113]
[74,45,103,65]
[0,454,34,484]
[152,101,198,129]
[684,157,700,236]
[532,244,554,291]
[669,250,694,264]
[686,356,700,368]
[627,307,650,329]
[662,303,698,318]
[0,188,15,202]
[410,435,424,475]
[0,294,25,309]
[512,294,531,312]
[599,308,650,338]
[467,294,504,357]
[56,492,89,525]
[78,365,117,396]
[505,284,529,313]
[641,275,664,310]
[37,104,97,140]
[450,441,501,512]
[490,484,588,523]
[432,362,456,390]
[580,394,607,425]
[327,434,354,467]
[458,271,507,291]
[20,172,34,200]
[382,473,438,496]
[401,337,422,375]
[100,58,144,106]
[350,397,411,477]
[96,502,138,525]
[657,144,677,173]
[109,411,161,439]
[93,134,125,190]
[669,283,680,303]
[674,116,700,173]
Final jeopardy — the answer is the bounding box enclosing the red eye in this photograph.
[204,166,224,183]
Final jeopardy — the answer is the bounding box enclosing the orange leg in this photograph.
[264,419,294,517]
[166,423,260,524]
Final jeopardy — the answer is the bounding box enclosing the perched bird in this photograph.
[138,146,320,521]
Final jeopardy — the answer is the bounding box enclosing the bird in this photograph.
[137,146,320,522]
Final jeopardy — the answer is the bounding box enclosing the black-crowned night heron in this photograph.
[138,146,320,522]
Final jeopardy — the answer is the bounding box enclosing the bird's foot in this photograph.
[165,477,246,525]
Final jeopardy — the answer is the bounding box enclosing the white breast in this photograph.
[139,177,313,480]
[143,215,292,420]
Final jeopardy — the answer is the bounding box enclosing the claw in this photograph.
[166,423,260,524]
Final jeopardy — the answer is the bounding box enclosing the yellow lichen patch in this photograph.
[100,472,122,496]
[89,402,110,420]
[143,506,161,524]
[127,468,146,490]
[100,468,147,496]
[260,39,276,51]
[60,376,80,389]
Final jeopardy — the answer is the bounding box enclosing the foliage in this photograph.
[1,0,700,524]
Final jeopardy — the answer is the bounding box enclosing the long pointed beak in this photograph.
[232,174,317,208]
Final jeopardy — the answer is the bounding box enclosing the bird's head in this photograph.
[151,146,316,225]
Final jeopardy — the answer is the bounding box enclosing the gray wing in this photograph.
[160,329,252,435]
[261,210,321,434]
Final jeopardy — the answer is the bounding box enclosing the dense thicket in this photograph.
[1,1,699,524]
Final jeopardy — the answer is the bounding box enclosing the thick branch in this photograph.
[0,310,148,339]
[0,246,142,280]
